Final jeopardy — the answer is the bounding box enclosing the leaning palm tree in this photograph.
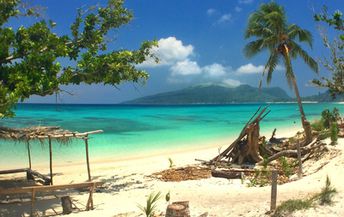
[244,2,318,144]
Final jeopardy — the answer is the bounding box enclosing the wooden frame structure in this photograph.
[0,129,102,185]
[0,127,103,215]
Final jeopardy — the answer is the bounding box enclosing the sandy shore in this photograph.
[3,126,344,217]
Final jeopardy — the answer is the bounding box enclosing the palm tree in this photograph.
[244,2,318,144]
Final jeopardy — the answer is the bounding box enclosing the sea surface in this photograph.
[0,103,343,168]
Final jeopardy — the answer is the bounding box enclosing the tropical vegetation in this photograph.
[244,2,318,143]
[313,7,344,97]
[0,0,156,118]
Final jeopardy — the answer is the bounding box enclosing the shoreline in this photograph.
[0,125,302,171]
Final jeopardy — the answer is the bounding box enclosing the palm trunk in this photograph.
[290,75,312,144]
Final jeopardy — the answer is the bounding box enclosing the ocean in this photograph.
[0,103,342,168]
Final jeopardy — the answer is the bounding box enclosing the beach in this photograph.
[4,126,344,217]
[47,131,344,217]
[1,104,344,216]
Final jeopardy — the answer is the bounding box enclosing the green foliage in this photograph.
[0,0,157,118]
[321,108,340,128]
[247,169,271,187]
[311,119,325,132]
[313,7,344,96]
[273,176,337,217]
[272,199,313,217]
[138,192,161,217]
[330,122,339,145]
[278,157,293,178]
[244,2,318,86]
[168,158,174,168]
[244,2,317,140]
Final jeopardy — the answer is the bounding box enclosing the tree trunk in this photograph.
[166,201,190,217]
[290,75,312,144]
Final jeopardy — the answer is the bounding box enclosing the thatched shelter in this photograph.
[0,126,103,185]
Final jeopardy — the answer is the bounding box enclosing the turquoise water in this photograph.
[0,103,343,167]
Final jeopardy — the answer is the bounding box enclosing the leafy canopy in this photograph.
[0,0,157,117]
[244,2,318,87]
[313,7,344,97]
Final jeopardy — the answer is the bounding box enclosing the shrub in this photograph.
[311,119,325,131]
[279,157,293,178]
[312,176,337,205]
[330,122,339,145]
[272,199,313,217]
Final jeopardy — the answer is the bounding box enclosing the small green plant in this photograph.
[311,119,325,131]
[168,158,175,168]
[273,176,337,217]
[279,157,293,178]
[313,176,337,205]
[247,169,271,187]
[138,192,161,217]
[272,198,313,217]
[330,122,339,145]
[262,155,269,169]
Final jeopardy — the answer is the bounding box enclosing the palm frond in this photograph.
[264,51,280,84]
[288,24,313,48]
[290,41,319,73]
[244,39,266,58]
[138,192,161,217]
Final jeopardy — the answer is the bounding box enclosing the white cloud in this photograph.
[171,59,202,76]
[203,63,227,77]
[236,63,285,74]
[222,78,242,87]
[235,6,242,12]
[218,13,232,23]
[238,0,254,4]
[207,8,216,16]
[139,37,194,67]
[236,63,264,74]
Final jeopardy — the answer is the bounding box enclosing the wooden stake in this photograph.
[270,170,278,211]
[84,136,91,181]
[49,136,53,185]
[31,188,36,217]
[26,140,32,169]
[297,140,303,179]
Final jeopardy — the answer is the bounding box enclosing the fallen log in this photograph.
[211,170,242,179]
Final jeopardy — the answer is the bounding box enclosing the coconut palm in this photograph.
[244,2,318,143]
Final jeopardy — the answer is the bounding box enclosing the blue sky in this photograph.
[25,0,343,104]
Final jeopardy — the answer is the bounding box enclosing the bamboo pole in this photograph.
[49,136,53,185]
[84,136,91,181]
[26,140,32,169]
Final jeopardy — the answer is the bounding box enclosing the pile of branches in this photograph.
[200,106,329,180]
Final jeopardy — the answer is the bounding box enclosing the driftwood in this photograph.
[211,168,256,179]
[212,106,270,165]
[258,139,326,165]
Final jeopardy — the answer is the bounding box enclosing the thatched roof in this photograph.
[0,126,102,143]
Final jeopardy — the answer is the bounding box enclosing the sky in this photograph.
[23,0,344,104]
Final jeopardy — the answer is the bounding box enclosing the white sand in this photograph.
[3,127,344,217]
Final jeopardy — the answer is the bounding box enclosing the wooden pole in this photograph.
[297,140,303,179]
[27,140,32,169]
[49,136,53,185]
[84,136,91,181]
[31,188,36,217]
[270,170,278,211]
